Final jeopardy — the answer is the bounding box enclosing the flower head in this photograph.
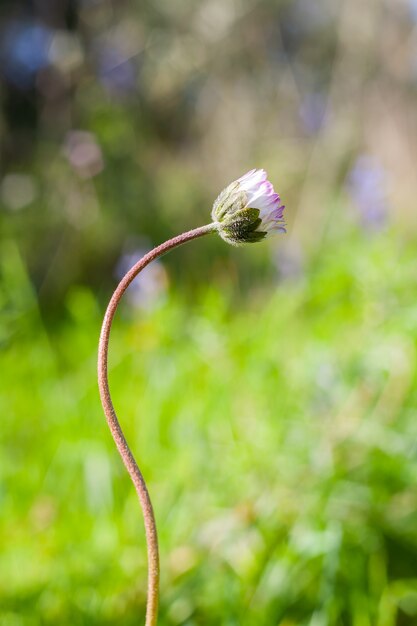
[212,169,286,245]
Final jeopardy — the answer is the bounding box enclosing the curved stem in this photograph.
[97,223,217,626]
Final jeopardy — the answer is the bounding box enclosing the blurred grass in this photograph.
[2,225,417,626]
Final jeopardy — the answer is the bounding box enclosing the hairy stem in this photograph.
[97,223,217,626]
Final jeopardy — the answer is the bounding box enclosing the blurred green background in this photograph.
[2,1,417,625]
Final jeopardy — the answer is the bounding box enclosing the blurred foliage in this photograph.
[2,0,417,624]
[1,0,417,312]
[2,226,417,625]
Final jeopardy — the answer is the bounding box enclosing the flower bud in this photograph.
[212,169,286,245]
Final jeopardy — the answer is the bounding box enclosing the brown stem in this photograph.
[97,223,217,626]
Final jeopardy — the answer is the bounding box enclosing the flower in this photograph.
[347,155,388,232]
[212,169,286,245]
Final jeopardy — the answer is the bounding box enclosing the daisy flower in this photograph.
[212,169,286,245]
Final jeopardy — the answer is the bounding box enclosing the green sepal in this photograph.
[218,207,267,245]
[211,183,247,221]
